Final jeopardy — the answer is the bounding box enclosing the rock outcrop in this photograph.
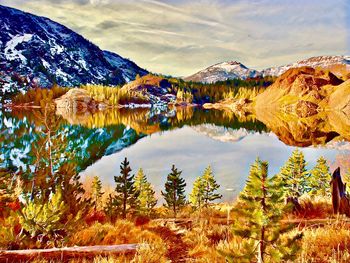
[328,79,350,115]
[121,75,176,106]
[255,67,347,116]
[55,88,105,113]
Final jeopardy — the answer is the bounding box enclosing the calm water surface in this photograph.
[82,125,343,201]
[1,107,349,202]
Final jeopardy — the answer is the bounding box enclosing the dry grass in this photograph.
[182,219,229,262]
[132,241,169,263]
[69,221,163,247]
[294,219,350,262]
[31,256,129,263]
[67,221,168,262]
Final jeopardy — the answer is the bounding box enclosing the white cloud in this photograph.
[0,0,348,76]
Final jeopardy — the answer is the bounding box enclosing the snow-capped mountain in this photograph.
[261,55,350,77]
[184,61,261,83]
[0,5,147,95]
[184,55,350,83]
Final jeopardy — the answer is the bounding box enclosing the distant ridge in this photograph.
[184,61,260,83]
[184,55,350,83]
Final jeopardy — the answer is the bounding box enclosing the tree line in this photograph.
[99,158,222,220]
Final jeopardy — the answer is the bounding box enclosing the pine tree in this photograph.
[114,157,139,219]
[104,193,119,222]
[91,176,103,211]
[189,176,205,209]
[222,158,302,262]
[161,165,186,218]
[278,149,309,201]
[189,165,222,209]
[202,165,222,205]
[134,168,157,216]
[309,156,331,197]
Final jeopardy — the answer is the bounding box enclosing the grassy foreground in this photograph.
[15,202,350,263]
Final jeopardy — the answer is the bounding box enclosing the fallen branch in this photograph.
[0,244,138,262]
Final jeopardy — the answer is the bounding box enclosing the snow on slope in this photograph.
[0,5,147,97]
[103,50,148,83]
[261,55,350,76]
[184,56,350,84]
[184,61,261,83]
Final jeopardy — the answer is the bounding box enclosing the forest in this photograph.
[9,74,276,107]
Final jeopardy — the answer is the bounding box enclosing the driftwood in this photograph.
[330,167,350,216]
[0,244,138,262]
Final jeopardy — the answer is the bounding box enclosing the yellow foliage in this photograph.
[80,84,149,105]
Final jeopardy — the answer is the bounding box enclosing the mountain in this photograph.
[184,61,261,83]
[103,50,148,83]
[261,55,350,77]
[0,5,147,96]
[184,55,350,83]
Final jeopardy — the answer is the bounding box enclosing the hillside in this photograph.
[0,5,147,97]
[255,67,347,113]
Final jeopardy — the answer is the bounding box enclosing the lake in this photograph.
[1,107,349,202]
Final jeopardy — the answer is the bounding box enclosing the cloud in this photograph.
[0,0,348,76]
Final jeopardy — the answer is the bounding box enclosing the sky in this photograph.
[1,0,349,76]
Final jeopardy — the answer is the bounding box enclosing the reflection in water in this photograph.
[82,126,344,202]
[256,107,350,147]
[1,107,350,201]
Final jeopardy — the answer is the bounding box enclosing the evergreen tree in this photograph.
[189,176,205,209]
[202,165,222,205]
[104,193,119,222]
[161,165,186,218]
[278,149,309,201]
[309,156,331,197]
[189,165,222,209]
[91,176,104,211]
[222,158,302,262]
[114,157,139,219]
[134,168,157,216]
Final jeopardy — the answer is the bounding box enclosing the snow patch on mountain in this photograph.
[261,55,350,77]
[4,33,33,63]
[185,61,261,83]
[185,55,350,83]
